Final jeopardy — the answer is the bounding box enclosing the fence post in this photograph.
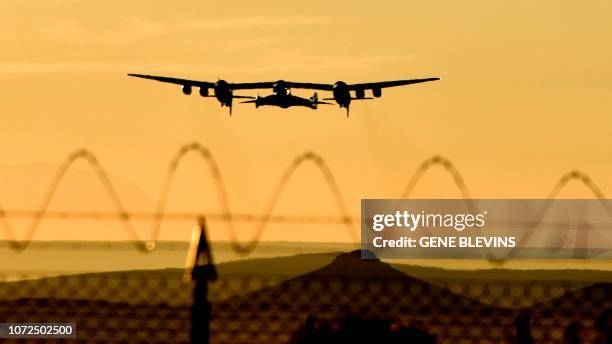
[188,217,217,344]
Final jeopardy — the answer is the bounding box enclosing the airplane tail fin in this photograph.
[310,92,319,107]
[310,92,332,109]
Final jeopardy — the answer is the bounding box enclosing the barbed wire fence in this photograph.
[0,143,609,262]
[0,144,611,342]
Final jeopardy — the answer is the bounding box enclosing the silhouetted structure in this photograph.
[595,310,611,344]
[514,313,534,344]
[290,313,435,344]
[189,218,217,344]
[563,321,584,344]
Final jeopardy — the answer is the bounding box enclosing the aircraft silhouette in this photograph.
[127,74,440,116]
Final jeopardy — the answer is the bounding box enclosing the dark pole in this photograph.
[190,217,217,344]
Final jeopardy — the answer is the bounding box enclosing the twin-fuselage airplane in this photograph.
[127,73,440,116]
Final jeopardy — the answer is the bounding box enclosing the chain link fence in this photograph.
[0,267,610,343]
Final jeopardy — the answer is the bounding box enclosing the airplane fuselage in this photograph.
[250,80,318,109]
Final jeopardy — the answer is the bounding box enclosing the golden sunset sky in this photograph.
[0,0,611,243]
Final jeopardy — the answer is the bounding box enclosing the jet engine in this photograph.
[355,88,365,99]
[182,85,192,95]
[214,80,232,100]
[332,81,350,106]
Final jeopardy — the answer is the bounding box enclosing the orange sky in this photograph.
[0,0,611,243]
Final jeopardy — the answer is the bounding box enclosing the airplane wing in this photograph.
[348,78,440,90]
[275,79,440,91]
[230,82,275,90]
[286,82,334,91]
[127,74,279,91]
[127,74,440,92]
[231,82,334,90]
[127,73,215,88]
